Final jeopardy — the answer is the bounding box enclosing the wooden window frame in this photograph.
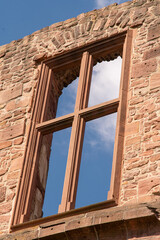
[11,30,133,227]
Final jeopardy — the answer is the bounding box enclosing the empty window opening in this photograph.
[75,113,117,208]
[56,77,78,118]
[42,54,122,216]
[42,127,71,217]
[88,57,122,107]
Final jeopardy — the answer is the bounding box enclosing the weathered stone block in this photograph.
[0,202,12,215]
[131,59,157,79]
[0,84,22,104]
[0,187,6,203]
[0,120,25,140]
[125,122,140,136]
[0,140,12,150]
[150,73,160,90]
[148,24,160,41]
[138,177,160,195]
[143,46,160,60]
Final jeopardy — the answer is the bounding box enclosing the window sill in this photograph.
[10,199,116,232]
[9,201,159,240]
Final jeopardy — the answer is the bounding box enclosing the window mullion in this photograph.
[58,52,93,212]
[82,54,93,108]
[75,52,92,111]
[68,54,93,210]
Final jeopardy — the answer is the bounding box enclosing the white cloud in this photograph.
[88,57,122,148]
[86,113,117,150]
[57,57,122,149]
[95,0,121,9]
[89,57,122,107]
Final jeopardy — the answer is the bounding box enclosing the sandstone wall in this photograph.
[0,0,160,237]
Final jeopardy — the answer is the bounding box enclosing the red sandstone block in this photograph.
[0,187,6,202]
[52,37,60,49]
[131,59,157,79]
[0,50,5,58]
[7,192,15,201]
[10,157,23,171]
[0,112,12,122]
[138,177,160,195]
[65,216,93,231]
[153,5,160,16]
[57,34,65,45]
[0,140,12,150]
[126,159,148,170]
[124,189,137,198]
[120,17,130,28]
[7,170,20,180]
[39,223,65,237]
[0,151,7,157]
[96,210,123,224]
[0,169,7,176]
[130,78,145,87]
[93,19,103,31]
[0,202,12,214]
[130,96,144,106]
[14,109,26,117]
[142,103,155,115]
[145,142,160,151]
[0,120,24,140]
[4,51,13,59]
[152,135,160,142]
[0,215,10,224]
[143,46,160,60]
[134,114,144,121]
[127,157,140,164]
[126,136,141,146]
[1,68,10,75]
[125,122,139,136]
[150,73,160,90]
[65,31,71,40]
[0,84,22,104]
[27,48,37,54]
[6,97,31,112]
[14,136,23,145]
[148,24,160,41]
[148,112,157,121]
[33,53,47,62]
[5,99,16,111]
[8,180,17,189]
[11,65,23,72]
[150,153,160,162]
[149,163,157,171]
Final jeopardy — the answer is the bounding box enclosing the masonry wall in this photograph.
[0,0,160,238]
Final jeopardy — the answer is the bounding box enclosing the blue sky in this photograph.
[0,0,128,217]
[0,0,128,46]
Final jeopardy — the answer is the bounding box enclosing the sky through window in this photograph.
[42,57,122,216]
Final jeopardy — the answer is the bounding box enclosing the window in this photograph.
[11,30,133,226]
[38,52,121,214]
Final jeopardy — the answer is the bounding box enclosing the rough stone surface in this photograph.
[0,0,160,238]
